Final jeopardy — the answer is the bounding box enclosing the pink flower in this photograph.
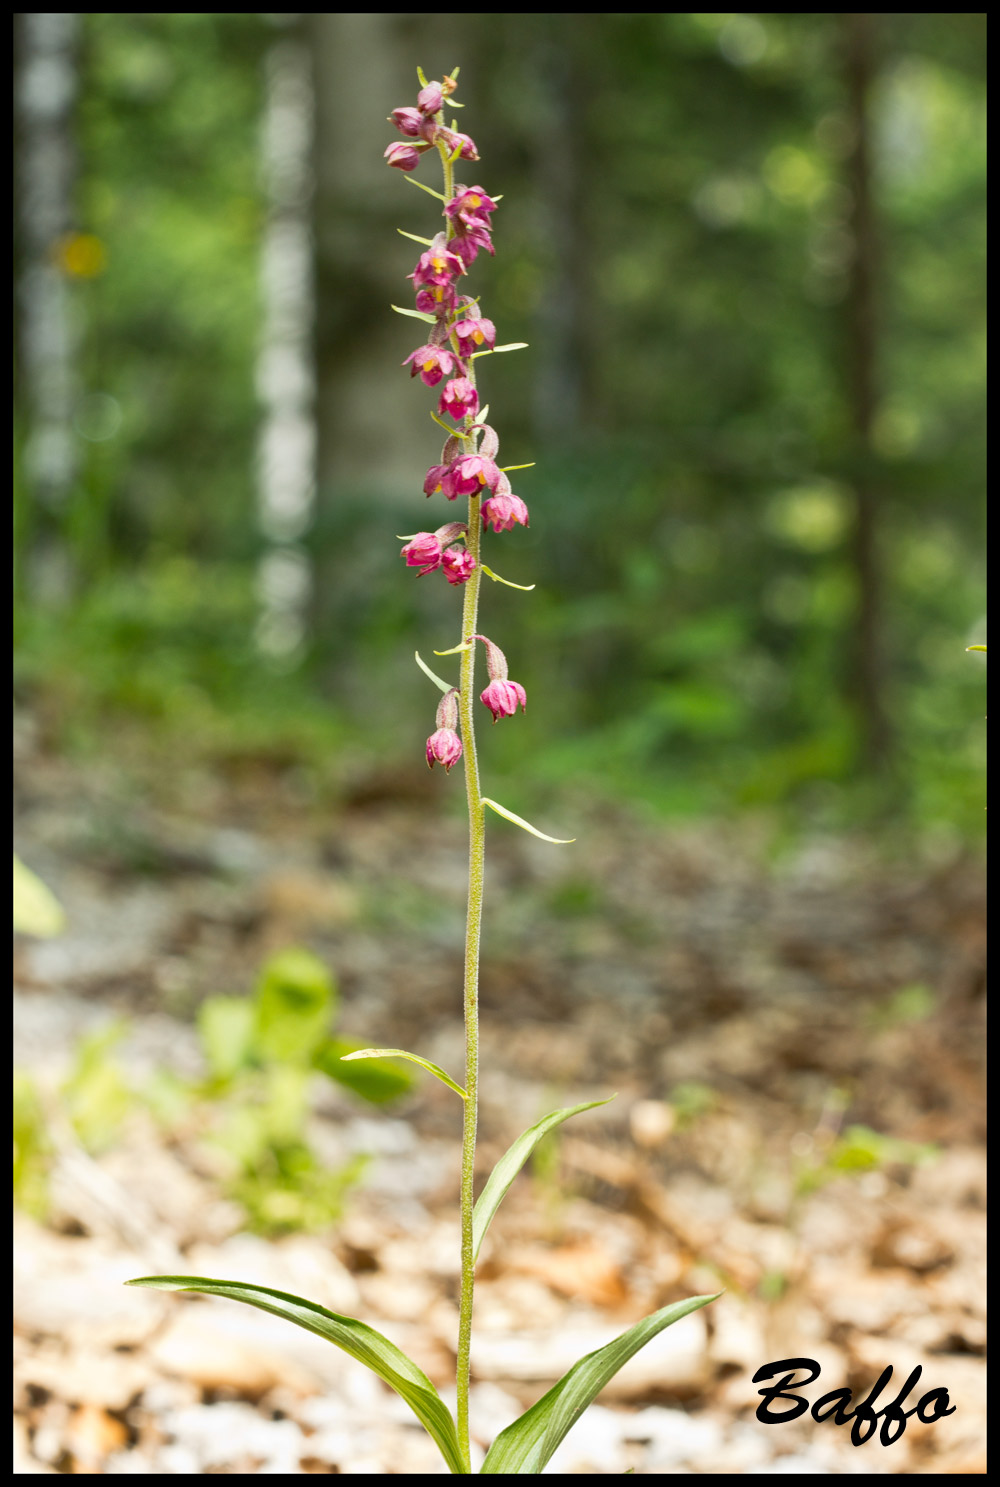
[390,106,423,137]
[481,491,529,532]
[410,240,466,289]
[427,687,463,771]
[452,317,496,356]
[384,142,421,172]
[449,224,495,265]
[415,284,457,315]
[445,186,498,229]
[402,343,458,387]
[442,547,476,585]
[417,81,444,115]
[423,463,448,497]
[441,453,502,498]
[426,727,462,770]
[400,532,443,575]
[480,679,527,722]
[439,377,479,421]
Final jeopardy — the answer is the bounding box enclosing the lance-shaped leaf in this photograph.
[481,565,535,592]
[404,175,447,202]
[472,1098,614,1263]
[341,1047,467,1100]
[482,797,575,844]
[480,1294,720,1474]
[470,342,529,359]
[391,304,438,324]
[397,229,435,247]
[415,650,453,693]
[126,1277,466,1475]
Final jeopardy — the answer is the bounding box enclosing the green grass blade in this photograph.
[126,1276,465,1474]
[472,1099,614,1263]
[480,1294,720,1474]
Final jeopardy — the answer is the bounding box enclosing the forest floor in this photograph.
[13,714,987,1474]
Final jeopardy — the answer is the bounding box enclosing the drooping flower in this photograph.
[480,678,527,722]
[452,316,496,357]
[400,532,444,575]
[426,687,463,771]
[441,546,477,585]
[403,343,459,387]
[449,224,495,265]
[439,377,479,421]
[384,142,421,172]
[426,727,463,770]
[472,634,527,721]
[445,186,498,230]
[481,490,529,532]
[415,283,458,315]
[441,453,502,498]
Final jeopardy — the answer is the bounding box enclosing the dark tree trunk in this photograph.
[843,12,892,772]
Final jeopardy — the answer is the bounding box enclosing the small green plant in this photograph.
[13,948,412,1233]
[129,70,718,1474]
[192,948,413,1233]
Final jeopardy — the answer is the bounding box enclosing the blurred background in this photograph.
[12,15,988,1474]
[13,11,987,830]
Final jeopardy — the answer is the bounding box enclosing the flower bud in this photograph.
[390,106,423,137]
[417,80,444,115]
[437,128,479,161]
[384,142,421,172]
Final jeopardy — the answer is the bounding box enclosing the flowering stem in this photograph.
[436,127,482,1474]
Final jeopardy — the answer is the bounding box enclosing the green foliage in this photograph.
[12,1072,52,1219]
[125,1276,467,1476]
[12,855,66,938]
[12,948,413,1234]
[794,1122,938,1199]
[192,948,413,1232]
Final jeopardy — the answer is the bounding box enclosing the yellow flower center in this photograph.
[468,195,482,207]
[473,328,484,344]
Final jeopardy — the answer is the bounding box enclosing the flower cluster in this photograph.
[385,70,530,751]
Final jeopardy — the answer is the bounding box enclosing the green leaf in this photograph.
[481,797,576,845]
[197,995,255,1080]
[415,650,453,693]
[404,175,447,202]
[967,644,987,652]
[470,342,529,359]
[433,640,473,657]
[391,303,437,324]
[341,1047,467,1100]
[480,1294,720,1473]
[473,1099,614,1263]
[481,565,535,592]
[126,1277,466,1474]
[13,854,65,937]
[397,229,435,247]
[314,1038,414,1104]
[254,948,334,1064]
[499,463,536,473]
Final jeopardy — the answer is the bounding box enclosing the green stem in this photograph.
[437,126,483,1474]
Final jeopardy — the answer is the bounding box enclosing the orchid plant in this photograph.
[128,68,717,1474]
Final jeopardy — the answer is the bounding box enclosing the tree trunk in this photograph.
[14,11,81,604]
[255,14,316,660]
